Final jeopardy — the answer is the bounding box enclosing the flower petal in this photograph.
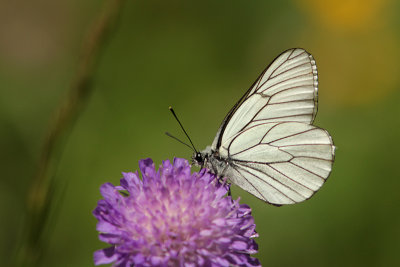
[93,247,118,265]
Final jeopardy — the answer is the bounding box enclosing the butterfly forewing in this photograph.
[221,48,318,147]
[204,48,334,205]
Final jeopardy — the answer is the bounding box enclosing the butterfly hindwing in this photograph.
[218,122,334,205]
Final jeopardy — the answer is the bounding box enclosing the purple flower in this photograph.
[93,158,260,267]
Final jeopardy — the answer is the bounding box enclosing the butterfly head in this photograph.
[191,146,213,167]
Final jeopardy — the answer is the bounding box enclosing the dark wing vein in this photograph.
[288,155,334,162]
[266,98,315,105]
[227,122,283,156]
[269,61,310,80]
[266,163,314,192]
[289,160,325,180]
[250,113,314,122]
[258,72,313,96]
[234,162,304,201]
[266,128,316,144]
[264,49,295,81]
[230,165,268,201]
[232,163,298,203]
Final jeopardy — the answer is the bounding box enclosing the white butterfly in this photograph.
[192,48,335,205]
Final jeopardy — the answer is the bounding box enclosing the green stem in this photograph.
[16,1,126,266]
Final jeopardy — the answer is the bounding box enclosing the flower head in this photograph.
[93,158,260,266]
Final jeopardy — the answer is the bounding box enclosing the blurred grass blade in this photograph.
[14,0,127,266]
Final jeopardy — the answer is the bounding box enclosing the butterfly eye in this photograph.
[195,153,203,162]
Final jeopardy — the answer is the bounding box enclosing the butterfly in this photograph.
[169,48,335,206]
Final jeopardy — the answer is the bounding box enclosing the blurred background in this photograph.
[1,0,399,266]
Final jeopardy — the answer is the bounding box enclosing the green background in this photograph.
[1,0,400,266]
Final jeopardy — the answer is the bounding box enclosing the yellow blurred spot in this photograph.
[294,0,399,106]
[297,0,390,32]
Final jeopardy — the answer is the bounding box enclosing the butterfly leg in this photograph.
[227,185,234,204]
[198,168,207,178]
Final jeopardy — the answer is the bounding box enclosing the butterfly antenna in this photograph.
[165,132,195,152]
[168,106,198,153]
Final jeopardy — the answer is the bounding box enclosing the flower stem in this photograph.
[15,1,126,266]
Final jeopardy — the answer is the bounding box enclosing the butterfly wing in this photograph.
[219,122,334,205]
[211,48,334,205]
[212,48,319,149]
